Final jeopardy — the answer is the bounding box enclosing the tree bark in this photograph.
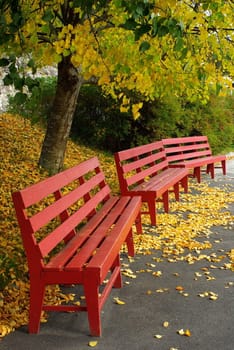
[39,56,83,174]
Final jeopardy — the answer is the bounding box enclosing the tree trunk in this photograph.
[39,56,83,174]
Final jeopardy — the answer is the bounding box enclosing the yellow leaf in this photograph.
[163,321,169,328]
[175,286,184,291]
[184,329,192,337]
[152,271,162,277]
[0,325,11,338]
[177,328,191,336]
[154,334,163,339]
[113,297,126,305]
[88,341,98,347]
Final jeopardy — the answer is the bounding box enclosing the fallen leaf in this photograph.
[173,272,180,277]
[184,329,192,337]
[152,271,162,277]
[177,329,185,335]
[154,334,163,339]
[175,286,184,291]
[177,328,191,336]
[88,341,98,347]
[113,297,126,305]
[195,272,202,277]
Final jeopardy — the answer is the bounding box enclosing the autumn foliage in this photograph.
[0,113,234,338]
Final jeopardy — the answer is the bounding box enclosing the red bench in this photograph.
[114,141,188,226]
[12,157,142,337]
[162,136,226,183]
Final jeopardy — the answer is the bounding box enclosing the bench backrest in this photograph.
[162,136,212,163]
[12,157,111,272]
[114,140,168,193]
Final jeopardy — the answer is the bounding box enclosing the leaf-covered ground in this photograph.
[0,113,234,339]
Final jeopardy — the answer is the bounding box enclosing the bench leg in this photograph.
[28,279,45,333]
[112,255,122,288]
[173,182,180,201]
[163,191,169,213]
[207,163,215,179]
[125,228,134,257]
[194,167,201,183]
[148,199,157,226]
[221,160,226,175]
[181,175,188,193]
[84,274,101,337]
[135,213,143,234]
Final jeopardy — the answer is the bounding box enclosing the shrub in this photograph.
[7,76,56,125]
[71,85,133,151]
[7,76,234,154]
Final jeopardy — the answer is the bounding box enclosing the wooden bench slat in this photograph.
[46,197,119,270]
[65,196,134,270]
[134,168,188,191]
[163,135,208,145]
[117,140,163,161]
[85,197,141,280]
[122,150,166,173]
[167,150,211,163]
[126,159,168,187]
[38,185,111,258]
[165,143,210,153]
[29,172,107,232]
[19,157,101,207]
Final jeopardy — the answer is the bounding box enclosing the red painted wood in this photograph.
[12,157,142,336]
[18,157,102,207]
[162,136,226,183]
[114,143,189,225]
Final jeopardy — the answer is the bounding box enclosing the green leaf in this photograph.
[152,17,158,36]
[210,2,219,11]
[180,47,188,60]
[139,41,150,52]
[3,74,13,86]
[42,10,54,22]
[134,24,151,41]
[13,92,27,105]
[202,3,209,11]
[157,25,169,37]
[216,82,222,96]
[25,77,40,91]
[14,77,25,90]
[123,18,137,30]
[174,37,184,51]
[0,58,9,67]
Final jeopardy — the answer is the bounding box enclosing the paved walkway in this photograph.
[2,158,234,350]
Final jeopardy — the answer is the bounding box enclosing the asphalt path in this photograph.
[2,157,234,350]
